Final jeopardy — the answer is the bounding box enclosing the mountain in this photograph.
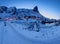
[0,6,47,20]
[0,6,60,44]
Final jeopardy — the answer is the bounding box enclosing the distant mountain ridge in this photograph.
[0,6,60,24]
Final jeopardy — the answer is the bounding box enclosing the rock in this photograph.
[33,6,39,13]
[6,7,17,15]
[0,6,7,13]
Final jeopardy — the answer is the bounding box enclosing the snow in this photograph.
[0,6,60,44]
[0,21,33,44]
[9,20,60,40]
[0,20,60,44]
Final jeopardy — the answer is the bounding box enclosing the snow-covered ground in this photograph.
[0,20,60,44]
[0,6,60,44]
[10,20,60,41]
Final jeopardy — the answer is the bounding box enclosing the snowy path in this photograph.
[0,21,60,44]
[0,22,34,44]
[0,22,48,44]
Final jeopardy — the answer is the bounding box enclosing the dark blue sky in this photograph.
[0,0,60,19]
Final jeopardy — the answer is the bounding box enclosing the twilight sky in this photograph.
[0,0,60,19]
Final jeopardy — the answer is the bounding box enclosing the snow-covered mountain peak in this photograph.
[0,6,60,44]
[0,6,47,21]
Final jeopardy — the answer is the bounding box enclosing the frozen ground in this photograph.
[0,6,60,44]
[0,20,60,44]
